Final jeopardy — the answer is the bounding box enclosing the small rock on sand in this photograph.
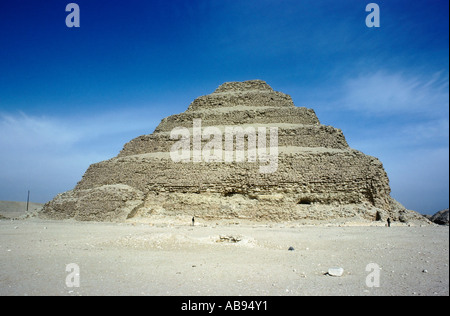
[327,267,344,277]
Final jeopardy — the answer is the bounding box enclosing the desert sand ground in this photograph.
[0,213,448,296]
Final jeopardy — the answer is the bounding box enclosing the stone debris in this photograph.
[217,235,242,243]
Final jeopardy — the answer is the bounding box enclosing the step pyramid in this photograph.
[41,80,424,223]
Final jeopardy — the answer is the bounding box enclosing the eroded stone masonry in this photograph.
[41,80,424,223]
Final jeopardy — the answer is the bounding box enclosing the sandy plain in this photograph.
[0,211,448,296]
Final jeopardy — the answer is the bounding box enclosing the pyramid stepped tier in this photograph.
[118,124,349,157]
[154,107,320,132]
[74,149,391,209]
[41,80,426,223]
[186,90,294,111]
[213,80,274,92]
[186,80,295,111]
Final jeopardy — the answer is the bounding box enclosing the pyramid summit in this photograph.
[41,80,424,223]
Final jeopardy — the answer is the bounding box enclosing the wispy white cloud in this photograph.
[0,108,161,203]
[399,118,449,145]
[341,70,449,117]
[0,108,162,151]
[0,112,81,149]
[342,70,449,149]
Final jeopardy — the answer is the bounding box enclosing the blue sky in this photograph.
[0,0,448,214]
